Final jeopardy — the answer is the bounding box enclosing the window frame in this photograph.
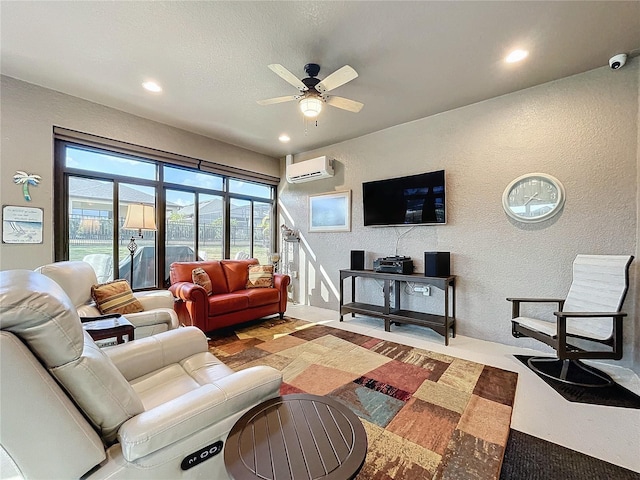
[54,134,278,289]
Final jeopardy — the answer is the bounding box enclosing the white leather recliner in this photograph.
[0,270,283,479]
[35,260,179,339]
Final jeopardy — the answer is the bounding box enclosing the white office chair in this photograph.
[508,254,634,387]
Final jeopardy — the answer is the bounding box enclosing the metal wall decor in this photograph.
[13,171,41,201]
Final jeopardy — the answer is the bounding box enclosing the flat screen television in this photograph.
[363,170,446,226]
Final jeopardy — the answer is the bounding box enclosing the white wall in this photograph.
[636,60,640,370]
[279,61,640,372]
[0,75,279,271]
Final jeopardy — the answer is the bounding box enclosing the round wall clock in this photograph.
[502,173,565,223]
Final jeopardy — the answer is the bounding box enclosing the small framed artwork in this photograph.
[2,205,44,244]
[309,190,351,233]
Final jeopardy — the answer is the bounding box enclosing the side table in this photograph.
[225,394,368,480]
[82,314,135,345]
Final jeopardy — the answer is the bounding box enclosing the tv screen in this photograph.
[363,170,446,226]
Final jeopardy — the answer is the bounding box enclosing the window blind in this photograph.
[53,127,280,186]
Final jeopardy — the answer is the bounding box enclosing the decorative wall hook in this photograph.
[13,171,41,201]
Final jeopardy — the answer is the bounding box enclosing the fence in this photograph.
[69,215,264,247]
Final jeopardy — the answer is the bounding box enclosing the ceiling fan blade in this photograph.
[257,95,299,106]
[315,65,358,93]
[326,96,364,113]
[268,64,308,91]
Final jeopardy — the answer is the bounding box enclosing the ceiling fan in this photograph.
[257,63,364,118]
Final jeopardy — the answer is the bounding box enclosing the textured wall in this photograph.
[279,61,639,371]
[636,61,640,370]
[0,76,279,271]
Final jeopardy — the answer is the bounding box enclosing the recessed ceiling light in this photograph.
[279,134,291,143]
[505,50,529,63]
[142,81,162,93]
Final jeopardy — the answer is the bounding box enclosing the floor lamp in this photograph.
[122,204,157,289]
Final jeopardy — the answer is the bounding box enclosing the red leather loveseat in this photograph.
[169,259,290,332]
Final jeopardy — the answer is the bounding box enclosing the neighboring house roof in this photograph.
[69,177,180,207]
[178,199,270,219]
[177,199,223,217]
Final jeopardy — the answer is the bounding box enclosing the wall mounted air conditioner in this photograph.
[286,156,334,183]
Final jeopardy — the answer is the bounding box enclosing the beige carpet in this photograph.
[209,317,518,479]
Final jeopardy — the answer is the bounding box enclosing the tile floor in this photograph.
[286,304,640,473]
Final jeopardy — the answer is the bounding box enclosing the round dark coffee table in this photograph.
[224,394,367,480]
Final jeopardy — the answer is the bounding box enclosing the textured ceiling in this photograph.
[1,1,639,158]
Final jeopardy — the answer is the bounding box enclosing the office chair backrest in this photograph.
[563,255,633,340]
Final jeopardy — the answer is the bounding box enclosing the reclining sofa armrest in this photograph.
[117,366,282,462]
[105,327,207,381]
[124,308,179,330]
[134,290,175,310]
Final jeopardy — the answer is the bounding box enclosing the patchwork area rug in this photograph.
[209,317,518,480]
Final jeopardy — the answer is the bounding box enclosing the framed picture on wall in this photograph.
[2,205,44,244]
[308,190,351,233]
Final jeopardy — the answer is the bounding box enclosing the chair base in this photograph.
[527,357,614,388]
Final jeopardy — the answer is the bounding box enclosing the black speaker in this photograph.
[350,250,365,270]
[425,252,450,277]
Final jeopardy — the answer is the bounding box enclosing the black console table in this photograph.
[339,269,456,345]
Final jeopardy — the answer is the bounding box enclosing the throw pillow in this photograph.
[246,264,274,289]
[91,279,144,315]
[192,267,213,295]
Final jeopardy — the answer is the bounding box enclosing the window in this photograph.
[55,136,277,290]
[164,165,223,190]
[66,146,156,180]
[68,177,114,283]
[120,184,157,289]
[197,193,224,260]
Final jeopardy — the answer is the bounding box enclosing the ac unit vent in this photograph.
[286,156,334,183]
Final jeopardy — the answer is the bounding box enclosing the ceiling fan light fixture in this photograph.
[142,80,163,93]
[505,49,528,63]
[299,96,323,118]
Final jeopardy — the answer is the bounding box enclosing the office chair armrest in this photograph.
[554,311,627,319]
[507,297,565,318]
[506,297,565,303]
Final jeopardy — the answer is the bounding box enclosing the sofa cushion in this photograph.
[91,280,144,315]
[245,288,280,308]
[221,259,258,292]
[170,261,229,294]
[208,293,250,315]
[246,264,274,288]
[192,268,213,295]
